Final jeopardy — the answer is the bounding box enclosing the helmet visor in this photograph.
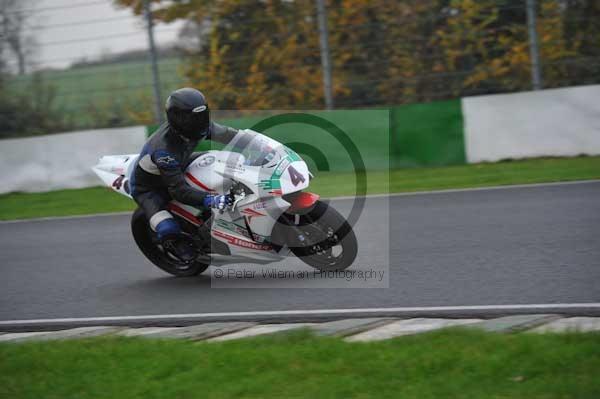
[175,106,210,139]
[191,106,210,137]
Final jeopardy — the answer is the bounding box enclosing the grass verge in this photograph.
[1,156,599,220]
[1,329,599,398]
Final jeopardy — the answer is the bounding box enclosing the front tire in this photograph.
[131,208,209,277]
[281,200,358,271]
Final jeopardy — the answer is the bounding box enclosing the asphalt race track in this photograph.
[1,181,599,322]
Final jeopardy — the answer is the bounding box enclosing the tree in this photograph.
[430,0,585,93]
[328,0,445,105]
[430,0,527,95]
[115,0,326,109]
[0,2,73,138]
[559,0,600,86]
[114,0,600,108]
[0,73,72,138]
[0,0,36,75]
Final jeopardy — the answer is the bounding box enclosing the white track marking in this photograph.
[531,317,600,333]
[2,303,600,326]
[329,179,600,201]
[0,211,131,224]
[1,179,598,224]
[346,318,482,342]
[208,323,315,342]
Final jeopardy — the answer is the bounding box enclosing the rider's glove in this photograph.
[203,194,234,210]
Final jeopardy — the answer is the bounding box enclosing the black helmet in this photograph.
[165,88,211,140]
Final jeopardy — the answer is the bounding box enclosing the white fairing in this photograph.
[184,151,246,194]
[92,154,138,198]
[92,129,312,264]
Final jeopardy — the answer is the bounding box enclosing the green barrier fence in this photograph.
[390,99,466,168]
[146,100,466,172]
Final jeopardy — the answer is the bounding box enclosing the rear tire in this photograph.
[281,201,358,271]
[131,208,209,277]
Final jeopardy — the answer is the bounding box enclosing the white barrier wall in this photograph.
[0,126,147,194]
[462,85,600,163]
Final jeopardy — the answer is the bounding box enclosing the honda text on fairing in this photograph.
[92,129,358,277]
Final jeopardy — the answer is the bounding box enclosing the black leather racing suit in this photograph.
[130,121,238,238]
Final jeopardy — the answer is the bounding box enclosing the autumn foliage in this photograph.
[115,0,600,109]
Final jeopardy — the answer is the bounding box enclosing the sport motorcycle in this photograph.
[92,129,357,277]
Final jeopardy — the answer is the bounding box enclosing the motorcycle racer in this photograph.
[93,121,358,276]
[130,87,237,266]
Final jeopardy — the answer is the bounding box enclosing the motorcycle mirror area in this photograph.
[226,184,247,213]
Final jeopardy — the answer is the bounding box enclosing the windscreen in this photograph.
[229,130,282,167]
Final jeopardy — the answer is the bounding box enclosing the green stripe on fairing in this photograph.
[258,156,292,190]
[258,179,281,190]
[284,147,302,162]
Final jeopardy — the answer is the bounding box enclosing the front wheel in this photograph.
[281,200,358,271]
[131,208,209,277]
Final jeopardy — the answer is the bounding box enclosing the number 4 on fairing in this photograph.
[288,165,306,186]
[112,175,125,190]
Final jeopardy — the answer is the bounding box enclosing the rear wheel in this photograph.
[131,208,209,277]
[280,201,357,271]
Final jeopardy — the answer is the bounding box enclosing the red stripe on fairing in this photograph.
[185,172,214,192]
[213,230,272,251]
[241,208,266,217]
[168,203,202,226]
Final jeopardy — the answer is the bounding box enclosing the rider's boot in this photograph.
[153,215,196,268]
[161,235,196,267]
